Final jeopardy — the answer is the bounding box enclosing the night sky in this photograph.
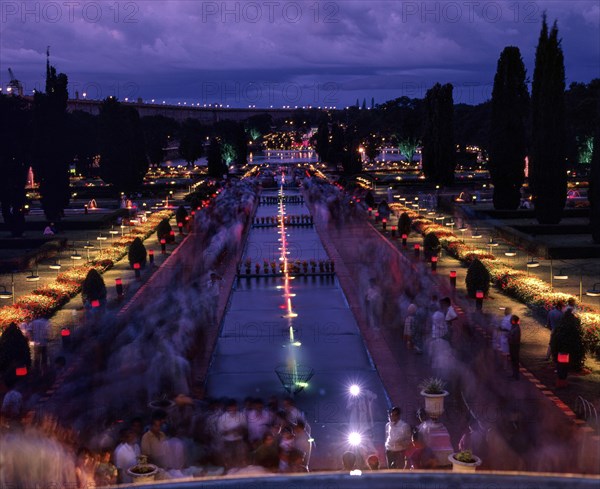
[1,1,598,107]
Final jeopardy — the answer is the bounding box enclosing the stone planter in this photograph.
[420,390,448,422]
[448,453,481,472]
[127,463,158,484]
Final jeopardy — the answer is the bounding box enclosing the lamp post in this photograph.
[83,241,95,262]
[25,267,40,283]
[49,259,61,275]
[449,270,457,289]
[475,290,484,311]
[97,233,107,249]
[526,256,540,276]
[0,272,15,304]
[70,248,82,267]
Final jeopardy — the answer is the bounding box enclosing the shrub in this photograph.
[0,323,31,375]
[128,237,147,269]
[156,218,173,243]
[465,258,491,298]
[81,269,107,305]
[398,212,411,236]
[550,310,585,371]
[423,232,440,258]
[175,205,188,224]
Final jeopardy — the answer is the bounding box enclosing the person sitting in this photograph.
[342,451,357,470]
[366,454,380,470]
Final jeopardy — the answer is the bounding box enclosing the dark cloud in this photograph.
[1,1,598,106]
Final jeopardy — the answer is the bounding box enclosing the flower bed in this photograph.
[0,210,174,332]
[389,203,600,359]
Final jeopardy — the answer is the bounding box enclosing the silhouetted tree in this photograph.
[422,83,455,185]
[178,118,204,167]
[98,97,148,195]
[590,98,600,243]
[530,15,567,224]
[31,53,70,222]
[0,95,30,237]
[313,121,330,163]
[207,138,227,178]
[489,46,530,209]
[143,115,179,166]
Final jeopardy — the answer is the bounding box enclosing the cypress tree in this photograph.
[422,83,455,185]
[590,99,600,243]
[530,15,567,224]
[489,46,529,209]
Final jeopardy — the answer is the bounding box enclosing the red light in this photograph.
[391,226,397,231]
[557,353,570,364]
[185,216,190,221]
[148,250,154,256]
[476,290,484,299]
[61,328,70,337]
[382,218,387,223]
[160,238,166,244]
[368,207,372,212]
[402,234,407,239]
[414,244,420,250]
[450,271,457,278]
[115,278,123,285]
[91,299,100,308]
[178,222,183,227]
[15,367,27,377]
[431,256,438,263]
[169,231,175,236]
[191,211,196,216]
[133,263,141,270]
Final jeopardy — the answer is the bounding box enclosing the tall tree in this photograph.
[143,115,179,167]
[207,138,227,178]
[68,110,98,178]
[178,118,204,166]
[397,138,419,163]
[98,97,148,195]
[31,53,70,222]
[489,46,530,209]
[422,83,455,185]
[590,98,600,243]
[530,15,567,224]
[312,121,330,163]
[0,95,30,236]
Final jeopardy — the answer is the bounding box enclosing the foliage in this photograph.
[0,323,31,374]
[418,377,446,394]
[128,237,147,269]
[465,258,491,298]
[489,46,529,210]
[156,218,173,243]
[313,121,330,163]
[0,95,30,237]
[31,57,71,222]
[98,97,148,194]
[81,269,107,304]
[454,450,477,463]
[423,232,440,258]
[207,138,227,178]
[422,83,455,185]
[550,310,585,370]
[178,118,204,166]
[397,138,419,162]
[530,15,567,224]
[398,212,411,236]
[143,115,179,166]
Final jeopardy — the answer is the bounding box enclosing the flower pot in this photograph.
[127,463,158,483]
[448,453,481,472]
[420,390,448,421]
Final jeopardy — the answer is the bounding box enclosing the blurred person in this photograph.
[342,451,357,471]
[217,399,248,469]
[366,454,380,470]
[292,419,312,467]
[385,407,411,469]
[405,430,436,469]
[141,416,168,468]
[1,374,23,428]
[509,315,522,380]
[75,447,97,489]
[94,448,117,486]
[114,428,141,484]
[404,304,417,349]
[365,278,383,330]
[27,318,50,376]
[252,432,279,471]
[246,398,273,449]
[546,301,563,360]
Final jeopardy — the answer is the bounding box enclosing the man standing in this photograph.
[141,416,168,468]
[27,319,50,376]
[508,315,522,380]
[546,301,563,360]
[384,406,412,469]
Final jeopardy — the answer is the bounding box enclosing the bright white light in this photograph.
[348,432,361,446]
[349,384,360,396]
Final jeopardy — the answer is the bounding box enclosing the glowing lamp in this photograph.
[430,255,437,272]
[557,352,570,384]
[348,432,362,447]
[133,263,141,270]
[349,384,360,396]
[391,225,397,238]
[413,243,420,258]
[475,290,484,299]
[160,238,167,254]
[91,299,100,308]
[449,270,457,289]
[148,249,154,264]
[15,367,27,377]
[381,218,387,231]
[557,353,569,364]
[61,328,70,337]
[475,290,484,310]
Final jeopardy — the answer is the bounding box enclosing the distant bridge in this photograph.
[67,98,302,123]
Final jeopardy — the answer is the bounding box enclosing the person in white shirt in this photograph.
[114,429,141,483]
[246,398,273,449]
[385,406,412,469]
[27,319,50,375]
[217,399,248,469]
